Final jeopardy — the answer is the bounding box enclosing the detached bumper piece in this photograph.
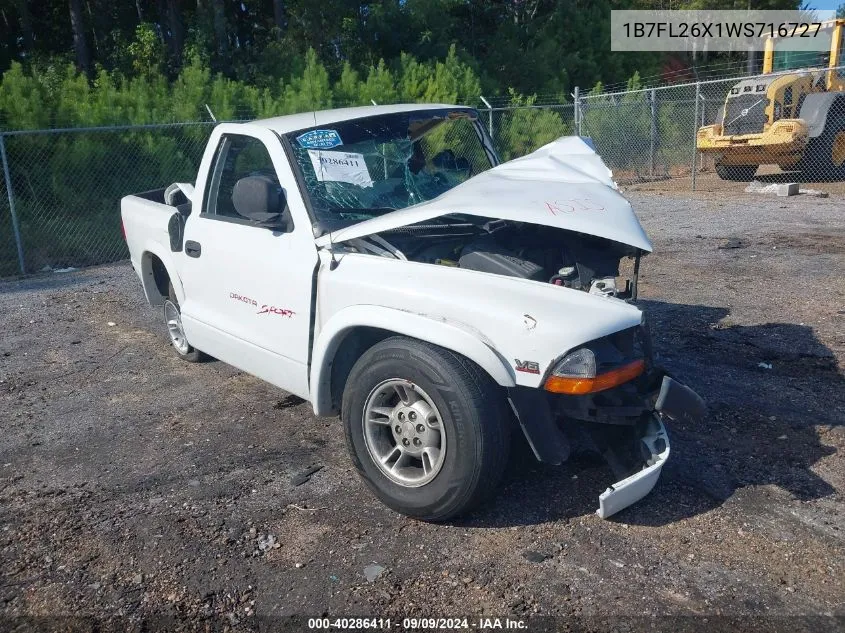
[654,375,707,426]
[596,376,705,519]
[596,415,669,519]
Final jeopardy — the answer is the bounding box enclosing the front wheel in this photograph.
[342,337,510,521]
[715,164,757,181]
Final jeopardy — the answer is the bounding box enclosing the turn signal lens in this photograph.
[544,359,645,395]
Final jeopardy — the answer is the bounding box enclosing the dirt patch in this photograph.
[625,168,845,197]
[1,191,844,631]
[764,232,845,255]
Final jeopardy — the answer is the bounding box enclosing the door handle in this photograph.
[185,240,202,258]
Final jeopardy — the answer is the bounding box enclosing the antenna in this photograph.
[305,54,318,128]
[204,104,217,122]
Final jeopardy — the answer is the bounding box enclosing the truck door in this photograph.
[178,127,317,399]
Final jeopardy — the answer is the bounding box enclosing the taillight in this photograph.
[120,219,126,241]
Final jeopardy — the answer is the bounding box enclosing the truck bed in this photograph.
[121,186,192,298]
[131,187,192,209]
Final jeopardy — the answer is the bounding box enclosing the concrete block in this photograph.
[776,182,799,197]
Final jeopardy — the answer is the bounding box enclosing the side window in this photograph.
[417,118,491,185]
[204,134,280,220]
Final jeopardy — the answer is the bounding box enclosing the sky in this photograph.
[802,1,843,9]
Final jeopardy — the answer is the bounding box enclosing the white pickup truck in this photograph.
[121,104,704,521]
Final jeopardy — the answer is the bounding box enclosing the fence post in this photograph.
[479,96,493,141]
[691,82,700,192]
[0,133,25,275]
[649,88,657,178]
[699,93,706,172]
[573,86,581,136]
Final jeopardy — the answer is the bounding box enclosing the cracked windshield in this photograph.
[286,108,495,231]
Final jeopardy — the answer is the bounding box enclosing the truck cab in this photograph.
[121,104,704,521]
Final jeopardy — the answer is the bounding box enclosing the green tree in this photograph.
[126,23,166,78]
[497,91,571,161]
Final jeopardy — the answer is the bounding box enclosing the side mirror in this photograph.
[164,182,195,206]
[232,175,292,231]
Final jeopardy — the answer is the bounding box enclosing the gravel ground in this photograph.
[625,168,845,197]
[1,189,844,632]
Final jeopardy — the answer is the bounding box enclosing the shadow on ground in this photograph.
[462,299,842,529]
[755,171,845,184]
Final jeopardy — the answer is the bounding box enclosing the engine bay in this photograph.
[341,216,642,301]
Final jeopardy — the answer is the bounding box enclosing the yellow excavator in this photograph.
[697,18,845,181]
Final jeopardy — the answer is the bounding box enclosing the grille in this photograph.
[723,94,768,135]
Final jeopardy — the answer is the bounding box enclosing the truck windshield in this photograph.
[284,108,495,231]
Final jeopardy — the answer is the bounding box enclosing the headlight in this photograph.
[550,347,596,379]
[544,331,646,395]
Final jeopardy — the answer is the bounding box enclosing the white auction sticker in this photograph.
[307,150,373,188]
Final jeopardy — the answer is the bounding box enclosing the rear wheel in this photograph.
[342,337,510,521]
[715,164,757,181]
[164,283,203,362]
[800,100,845,181]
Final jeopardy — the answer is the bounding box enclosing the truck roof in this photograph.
[254,103,467,134]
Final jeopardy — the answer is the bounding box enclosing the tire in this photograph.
[342,336,510,521]
[799,100,845,181]
[164,282,204,362]
[715,164,757,181]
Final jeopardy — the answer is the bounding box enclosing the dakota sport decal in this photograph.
[229,292,295,318]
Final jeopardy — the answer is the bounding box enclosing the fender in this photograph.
[799,92,845,138]
[140,244,184,306]
[309,305,516,416]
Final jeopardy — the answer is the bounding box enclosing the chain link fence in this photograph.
[0,123,213,277]
[580,83,701,183]
[3,66,845,277]
[575,68,845,189]
[484,103,576,163]
[477,65,845,191]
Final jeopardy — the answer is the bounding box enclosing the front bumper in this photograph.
[597,414,668,519]
[596,376,705,519]
[507,374,705,519]
[696,120,808,166]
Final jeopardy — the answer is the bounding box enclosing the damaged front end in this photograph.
[508,323,706,519]
[290,107,705,518]
[593,375,704,518]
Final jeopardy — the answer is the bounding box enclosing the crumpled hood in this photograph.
[315,136,653,252]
